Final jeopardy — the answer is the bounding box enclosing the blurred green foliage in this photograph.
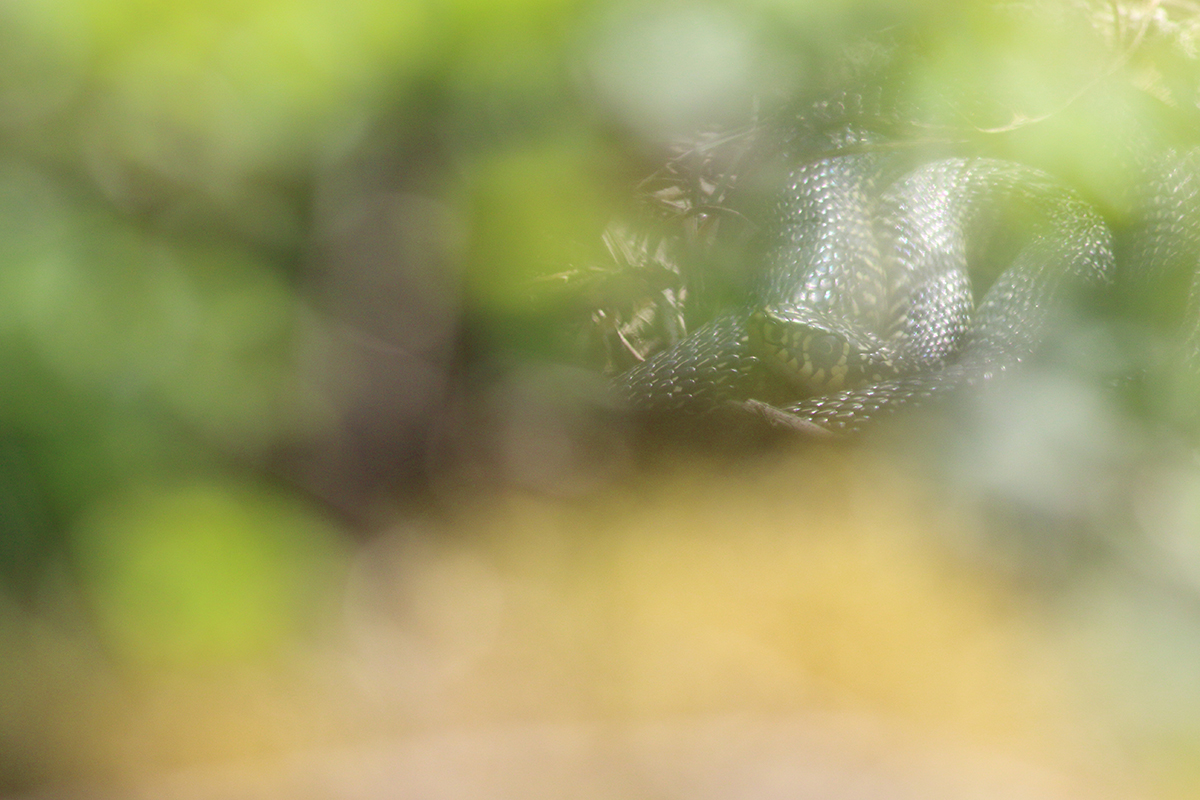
[0,0,1199,795]
[0,0,605,573]
[0,0,648,713]
[73,482,344,665]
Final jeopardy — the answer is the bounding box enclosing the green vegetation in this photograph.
[1,1,1199,796]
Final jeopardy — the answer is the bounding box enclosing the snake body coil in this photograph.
[619,128,1122,435]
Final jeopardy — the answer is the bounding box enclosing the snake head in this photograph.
[747,305,902,394]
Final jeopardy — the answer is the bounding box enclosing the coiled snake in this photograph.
[615,114,1200,438]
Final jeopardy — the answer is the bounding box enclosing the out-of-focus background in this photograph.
[2,0,1200,797]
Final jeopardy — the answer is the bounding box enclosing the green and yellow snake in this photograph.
[616,111,1200,436]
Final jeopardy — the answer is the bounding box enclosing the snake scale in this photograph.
[614,78,1200,438]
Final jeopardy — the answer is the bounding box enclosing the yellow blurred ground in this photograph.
[16,447,1163,799]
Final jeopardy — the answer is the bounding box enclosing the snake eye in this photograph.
[807,333,842,363]
[755,315,788,347]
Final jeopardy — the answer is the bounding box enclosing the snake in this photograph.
[614,107,1200,437]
